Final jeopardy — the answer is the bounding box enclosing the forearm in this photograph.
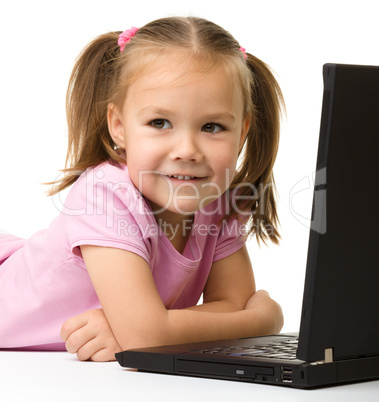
[114,291,283,350]
[184,299,244,313]
[167,309,254,345]
[162,292,283,346]
[165,303,282,346]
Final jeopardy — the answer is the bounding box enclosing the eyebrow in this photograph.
[137,107,173,118]
[137,107,237,122]
[203,112,236,123]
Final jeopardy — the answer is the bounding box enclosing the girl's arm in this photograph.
[184,244,256,313]
[61,245,283,360]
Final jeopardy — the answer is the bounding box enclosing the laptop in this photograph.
[116,64,379,389]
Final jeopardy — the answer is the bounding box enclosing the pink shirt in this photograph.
[0,162,248,350]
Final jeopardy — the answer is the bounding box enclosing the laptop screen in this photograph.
[297,64,379,362]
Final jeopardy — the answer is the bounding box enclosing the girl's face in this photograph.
[108,59,249,222]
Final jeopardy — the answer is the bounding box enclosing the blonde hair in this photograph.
[49,16,284,244]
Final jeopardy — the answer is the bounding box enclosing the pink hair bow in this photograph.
[118,27,139,52]
[239,46,247,60]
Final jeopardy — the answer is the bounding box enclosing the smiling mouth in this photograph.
[167,174,198,180]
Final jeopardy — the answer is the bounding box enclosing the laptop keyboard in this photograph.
[194,338,299,360]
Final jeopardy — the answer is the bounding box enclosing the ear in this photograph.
[107,103,126,149]
[239,117,250,152]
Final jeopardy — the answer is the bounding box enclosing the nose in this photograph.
[168,131,203,163]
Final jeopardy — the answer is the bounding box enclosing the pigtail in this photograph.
[47,32,123,195]
[232,54,285,245]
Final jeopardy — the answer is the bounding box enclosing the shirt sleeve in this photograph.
[213,216,249,262]
[61,163,152,264]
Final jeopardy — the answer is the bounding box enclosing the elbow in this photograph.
[263,297,284,335]
[253,303,283,337]
[272,302,284,334]
[244,290,284,336]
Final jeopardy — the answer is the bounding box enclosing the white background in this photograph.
[0,0,378,333]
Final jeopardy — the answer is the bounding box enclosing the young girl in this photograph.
[0,16,284,362]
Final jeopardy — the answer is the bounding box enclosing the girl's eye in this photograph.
[202,123,224,133]
[150,119,172,129]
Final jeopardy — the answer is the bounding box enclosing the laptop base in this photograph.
[116,333,379,389]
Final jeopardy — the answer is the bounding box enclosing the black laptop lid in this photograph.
[297,64,379,362]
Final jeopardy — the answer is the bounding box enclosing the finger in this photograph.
[75,337,104,361]
[89,348,117,362]
[256,289,269,296]
[76,334,122,362]
[60,312,89,342]
[65,324,96,355]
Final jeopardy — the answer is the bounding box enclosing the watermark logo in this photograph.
[49,167,285,237]
[289,167,327,234]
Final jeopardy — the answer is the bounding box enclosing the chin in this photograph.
[170,204,200,216]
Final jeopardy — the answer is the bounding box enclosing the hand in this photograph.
[60,309,122,362]
[244,290,284,335]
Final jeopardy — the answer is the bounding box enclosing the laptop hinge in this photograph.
[324,348,333,363]
[310,348,334,365]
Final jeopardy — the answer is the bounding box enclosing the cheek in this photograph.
[211,141,240,184]
[126,139,160,168]
[211,157,238,192]
[126,149,163,193]
[213,143,239,171]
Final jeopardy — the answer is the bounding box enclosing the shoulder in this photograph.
[81,161,133,188]
[60,160,153,237]
[62,162,142,212]
[60,161,155,260]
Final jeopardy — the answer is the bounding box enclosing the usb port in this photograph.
[281,374,293,384]
[281,366,293,374]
